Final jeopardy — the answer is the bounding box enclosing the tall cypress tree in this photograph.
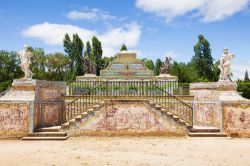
[72,34,84,75]
[192,34,213,81]
[155,59,162,76]
[244,70,250,82]
[63,33,84,75]
[120,44,127,51]
[63,33,74,72]
[92,36,103,76]
[84,41,92,58]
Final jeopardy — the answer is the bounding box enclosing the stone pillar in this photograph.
[190,81,250,136]
[0,79,66,138]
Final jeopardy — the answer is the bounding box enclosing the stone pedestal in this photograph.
[155,74,178,81]
[190,81,250,137]
[0,79,66,138]
[76,74,100,81]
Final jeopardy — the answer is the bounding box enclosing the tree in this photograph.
[120,44,127,51]
[192,35,214,81]
[155,59,162,76]
[170,61,198,83]
[28,47,47,80]
[72,34,84,76]
[0,50,22,92]
[213,60,220,82]
[63,33,84,76]
[92,36,103,76]
[101,57,114,70]
[63,33,74,71]
[84,41,92,58]
[46,52,70,81]
[244,70,250,82]
[142,58,154,71]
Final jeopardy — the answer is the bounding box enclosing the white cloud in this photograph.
[22,22,141,57]
[136,0,250,23]
[66,8,117,21]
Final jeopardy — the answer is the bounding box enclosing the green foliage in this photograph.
[84,41,92,58]
[142,58,154,71]
[92,36,103,76]
[0,50,22,91]
[213,60,220,82]
[237,82,250,99]
[120,44,127,51]
[63,33,73,71]
[63,33,84,76]
[128,85,138,91]
[28,47,47,80]
[170,61,198,83]
[155,59,162,76]
[73,34,84,76]
[46,52,70,81]
[192,34,214,81]
[244,70,250,82]
[101,56,114,70]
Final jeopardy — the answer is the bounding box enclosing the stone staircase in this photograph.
[188,126,227,137]
[149,100,192,129]
[61,103,102,130]
[61,99,192,130]
[21,126,69,140]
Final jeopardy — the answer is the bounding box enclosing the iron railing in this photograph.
[67,80,185,95]
[64,81,107,122]
[149,82,193,125]
[64,80,193,125]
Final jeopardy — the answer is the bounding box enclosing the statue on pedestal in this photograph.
[218,48,235,81]
[17,45,33,79]
[83,56,95,75]
[160,56,172,74]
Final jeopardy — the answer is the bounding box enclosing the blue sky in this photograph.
[0,0,250,79]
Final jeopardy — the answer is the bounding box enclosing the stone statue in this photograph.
[17,45,33,79]
[218,48,235,81]
[83,56,95,74]
[160,56,172,74]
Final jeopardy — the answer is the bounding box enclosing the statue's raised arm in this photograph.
[17,45,33,79]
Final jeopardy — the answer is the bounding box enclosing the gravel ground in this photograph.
[0,137,249,166]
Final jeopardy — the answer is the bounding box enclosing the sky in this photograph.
[0,0,250,79]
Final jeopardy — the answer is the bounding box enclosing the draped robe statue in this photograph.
[17,45,33,79]
[218,48,235,81]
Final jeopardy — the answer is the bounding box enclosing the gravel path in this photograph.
[0,137,249,166]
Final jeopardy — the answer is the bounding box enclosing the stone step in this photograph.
[190,127,220,133]
[87,108,94,115]
[149,101,155,106]
[28,132,67,137]
[75,115,82,122]
[178,119,186,125]
[173,115,180,121]
[69,119,76,126]
[93,104,100,110]
[21,136,69,141]
[62,122,70,130]
[185,123,192,128]
[100,101,105,105]
[155,105,162,110]
[81,112,88,118]
[166,111,173,117]
[188,132,227,137]
[160,108,166,114]
[35,126,61,132]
